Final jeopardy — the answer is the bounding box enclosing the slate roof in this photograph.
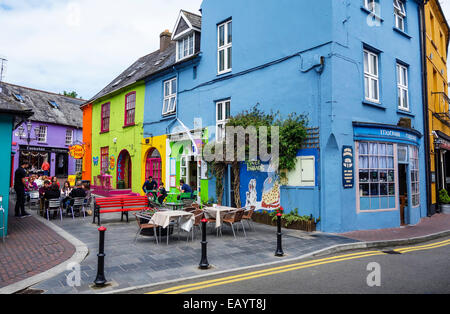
[181,10,202,30]
[86,41,177,105]
[0,82,83,128]
[86,10,202,106]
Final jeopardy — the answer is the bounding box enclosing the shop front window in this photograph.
[409,146,420,207]
[358,142,396,210]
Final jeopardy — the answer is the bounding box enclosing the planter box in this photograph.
[441,204,450,214]
[252,212,316,232]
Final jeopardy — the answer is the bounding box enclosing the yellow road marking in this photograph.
[147,251,384,294]
[146,238,450,294]
[395,239,450,253]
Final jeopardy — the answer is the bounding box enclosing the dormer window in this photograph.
[177,33,195,61]
[172,10,201,62]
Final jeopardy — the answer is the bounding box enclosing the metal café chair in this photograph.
[133,213,159,244]
[221,209,247,239]
[69,197,86,219]
[46,199,63,222]
[28,191,40,210]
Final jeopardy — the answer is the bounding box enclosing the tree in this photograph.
[62,91,79,98]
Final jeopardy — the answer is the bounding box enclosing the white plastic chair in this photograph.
[47,199,63,222]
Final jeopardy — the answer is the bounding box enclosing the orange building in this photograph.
[81,103,93,182]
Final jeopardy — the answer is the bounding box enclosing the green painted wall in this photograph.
[91,83,145,194]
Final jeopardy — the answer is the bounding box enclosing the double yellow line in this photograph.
[147,238,450,294]
[147,250,384,294]
[394,238,450,254]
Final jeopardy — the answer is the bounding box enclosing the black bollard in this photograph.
[275,213,284,257]
[199,218,210,269]
[94,226,107,287]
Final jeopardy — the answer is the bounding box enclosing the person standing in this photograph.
[41,159,50,176]
[14,162,31,218]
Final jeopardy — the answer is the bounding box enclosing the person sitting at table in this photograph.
[157,182,167,204]
[142,176,158,196]
[61,181,72,210]
[177,179,192,200]
[26,176,38,192]
[44,183,61,219]
[51,176,60,189]
[69,181,86,217]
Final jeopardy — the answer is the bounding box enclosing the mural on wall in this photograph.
[245,173,281,211]
[93,157,99,166]
[109,155,116,171]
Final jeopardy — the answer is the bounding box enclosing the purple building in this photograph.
[1,82,83,180]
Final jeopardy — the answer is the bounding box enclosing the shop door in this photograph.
[55,153,68,177]
[117,150,132,189]
[398,164,407,226]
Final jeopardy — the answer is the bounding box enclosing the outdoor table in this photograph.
[166,192,179,203]
[165,202,184,211]
[204,206,236,229]
[150,210,195,245]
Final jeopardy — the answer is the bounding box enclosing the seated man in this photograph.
[177,179,192,200]
[142,176,158,198]
[69,181,87,217]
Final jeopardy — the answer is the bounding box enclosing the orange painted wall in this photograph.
[82,103,93,181]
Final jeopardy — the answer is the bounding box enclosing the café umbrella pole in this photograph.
[94,226,107,287]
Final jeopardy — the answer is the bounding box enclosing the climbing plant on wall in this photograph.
[205,105,309,207]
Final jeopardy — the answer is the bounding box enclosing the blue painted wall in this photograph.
[0,114,13,237]
[143,0,427,232]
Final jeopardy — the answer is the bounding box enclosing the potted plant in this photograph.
[439,189,450,214]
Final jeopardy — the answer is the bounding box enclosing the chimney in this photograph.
[160,29,172,52]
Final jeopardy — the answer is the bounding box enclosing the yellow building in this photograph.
[424,0,450,213]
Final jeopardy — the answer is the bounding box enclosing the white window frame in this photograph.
[65,129,73,146]
[394,0,406,31]
[409,146,420,208]
[75,159,83,173]
[356,141,399,213]
[162,78,177,116]
[364,49,380,103]
[216,99,231,142]
[177,33,195,62]
[180,155,188,186]
[364,0,380,16]
[38,125,47,143]
[397,63,409,111]
[217,20,232,75]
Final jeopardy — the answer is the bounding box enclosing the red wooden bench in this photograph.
[93,196,150,226]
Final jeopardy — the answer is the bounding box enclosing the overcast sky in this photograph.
[0,0,449,100]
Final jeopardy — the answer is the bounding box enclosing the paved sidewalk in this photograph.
[28,212,357,294]
[340,213,450,242]
[0,197,76,289]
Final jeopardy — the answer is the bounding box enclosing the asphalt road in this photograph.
[133,237,450,294]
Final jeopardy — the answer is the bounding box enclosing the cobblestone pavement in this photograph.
[28,211,358,294]
[340,213,450,242]
[0,197,75,289]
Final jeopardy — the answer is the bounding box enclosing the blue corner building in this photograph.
[142,0,428,233]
